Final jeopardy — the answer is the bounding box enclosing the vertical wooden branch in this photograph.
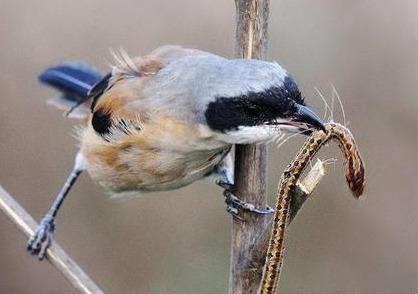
[230,1,270,294]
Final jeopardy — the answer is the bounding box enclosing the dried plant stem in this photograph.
[230,1,328,292]
[230,1,271,293]
[0,185,103,294]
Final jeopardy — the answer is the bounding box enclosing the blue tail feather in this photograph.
[39,63,103,103]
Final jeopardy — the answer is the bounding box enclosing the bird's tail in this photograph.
[39,63,103,119]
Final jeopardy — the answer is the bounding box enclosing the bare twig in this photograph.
[231,1,332,292]
[230,1,271,294]
[0,185,103,294]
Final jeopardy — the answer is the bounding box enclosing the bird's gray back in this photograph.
[135,53,288,123]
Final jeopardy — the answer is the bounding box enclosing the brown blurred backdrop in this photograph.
[1,0,418,293]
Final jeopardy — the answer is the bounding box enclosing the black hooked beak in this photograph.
[293,104,326,133]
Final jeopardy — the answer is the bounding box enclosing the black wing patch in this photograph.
[89,73,114,136]
[89,72,113,112]
[91,110,142,140]
[89,73,142,139]
[91,110,112,136]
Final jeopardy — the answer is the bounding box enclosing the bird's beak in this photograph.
[293,104,326,133]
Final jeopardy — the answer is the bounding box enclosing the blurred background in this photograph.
[1,0,417,293]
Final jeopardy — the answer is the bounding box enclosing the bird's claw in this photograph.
[223,189,274,220]
[27,216,55,260]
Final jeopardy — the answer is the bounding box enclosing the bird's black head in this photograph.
[204,75,325,144]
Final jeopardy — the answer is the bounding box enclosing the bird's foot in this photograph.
[218,181,274,220]
[27,215,55,260]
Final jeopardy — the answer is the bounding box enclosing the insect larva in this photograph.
[259,122,366,294]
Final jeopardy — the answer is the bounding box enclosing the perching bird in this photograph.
[27,45,325,259]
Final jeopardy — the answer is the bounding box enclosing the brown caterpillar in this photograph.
[259,122,366,294]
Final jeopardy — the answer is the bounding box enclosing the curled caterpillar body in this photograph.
[259,122,366,294]
[327,124,365,198]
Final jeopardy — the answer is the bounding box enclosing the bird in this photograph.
[27,45,325,259]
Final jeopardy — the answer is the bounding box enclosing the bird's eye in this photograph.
[244,104,263,117]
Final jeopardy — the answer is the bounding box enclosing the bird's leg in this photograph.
[27,152,85,260]
[215,157,273,220]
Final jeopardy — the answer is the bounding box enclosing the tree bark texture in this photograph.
[230,1,271,294]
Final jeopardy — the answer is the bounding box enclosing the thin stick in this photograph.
[230,1,271,293]
[0,185,103,294]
